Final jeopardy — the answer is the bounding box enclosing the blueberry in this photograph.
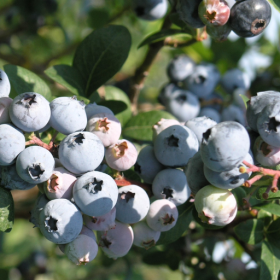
[203,152,253,189]
[116,185,150,224]
[85,102,114,121]
[146,199,178,232]
[246,91,280,132]
[257,102,280,148]
[29,194,49,228]
[9,92,51,132]
[202,91,223,112]
[44,167,77,200]
[165,89,200,121]
[64,226,98,265]
[1,164,36,190]
[158,83,180,106]
[58,131,104,175]
[84,207,116,232]
[50,96,87,135]
[0,97,12,124]
[39,198,83,244]
[229,0,271,37]
[86,113,121,147]
[133,221,161,249]
[198,107,221,123]
[167,55,196,82]
[194,185,237,226]
[198,0,230,27]
[200,121,250,172]
[73,171,118,217]
[176,0,205,28]
[253,136,280,167]
[152,118,181,143]
[183,152,209,195]
[99,221,134,259]
[221,104,246,126]
[0,124,25,166]
[206,22,232,41]
[132,0,168,21]
[184,63,220,98]
[16,146,55,184]
[0,69,11,98]
[185,116,217,144]
[134,145,164,184]
[220,68,251,94]
[154,125,199,167]
[105,139,138,171]
[152,169,191,206]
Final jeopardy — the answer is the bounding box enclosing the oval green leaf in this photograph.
[73,25,131,98]
[4,64,52,101]
[0,188,14,232]
[267,0,280,12]
[122,110,176,141]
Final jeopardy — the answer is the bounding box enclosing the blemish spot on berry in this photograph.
[45,216,58,232]
[176,94,187,104]
[195,75,206,84]
[267,117,280,132]
[73,133,85,144]
[162,188,173,199]
[84,178,103,194]
[114,141,128,157]
[28,164,45,180]
[260,141,271,156]
[98,117,110,132]
[92,217,98,223]
[166,135,179,147]
[100,237,112,248]
[162,213,175,225]
[120,191,135,202]
[205,10,217,22]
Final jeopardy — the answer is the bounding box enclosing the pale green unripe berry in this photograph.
[194,185,237,226]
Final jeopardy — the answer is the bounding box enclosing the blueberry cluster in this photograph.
[0,68,164,264]
[160,54,250,124]
[177,0,271,40]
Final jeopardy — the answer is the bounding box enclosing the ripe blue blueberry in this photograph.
[58,131,104,175]
[134,145,164,184]
[154,124,199,167]
[85,102,114,121]
[116,185,150,224]
[221,104,246,127]
[49,96,87,135]
[16,146,55,184]
[0,124,25,166]
[158,83,180,106]
[73,171,118,217]
[132,0,168,21]
[9,92,51,132]
[200,121,250,172]
[152,169,191,206]
[39,198,83,244]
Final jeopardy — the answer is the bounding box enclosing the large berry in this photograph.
[146,200,178,232]
[221,105,246,126]
[229,0,271,37]
[39,199,83,244]
[0,124,25,166]
[0,69,11,97]
[198,107,221,123]
[134,145,164,184]
[133,221,161,249]
[152,169,191,206]
[73,171,118,217]
[206,22,231,41]
[58,131,104,175]
[16,146,55,184]
[116,185,150,224]
[105,139,137,171]
[9,92,50,132]
[154,124,199,167]
[99,221,134,259]
[158,83,179,106]
[85,102,113,121]
[194,185,237,226]
[200,121,250,172]
[49,96,87,135]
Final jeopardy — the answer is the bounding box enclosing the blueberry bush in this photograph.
[1,0,280,279]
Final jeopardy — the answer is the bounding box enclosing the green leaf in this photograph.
[122,110,176,141]
[138,29,192,48]
[234,219,264,245]
[4,65,52,101]
[73,25,131,98]
[240,94,249,109]
[256,184,280,201]
[0,188,14,232]
[267,0,280,12]
[157,201,194,245]
[102,86,131,126]
[169,13,196,34]
[231,187,246,207]
[254,203,280,216]
[192,207,224,230]
[45,65,85,96]
[260,240,280,280]
[266,219,280,250]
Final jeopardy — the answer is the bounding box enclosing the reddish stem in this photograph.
[26,135,58,157]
